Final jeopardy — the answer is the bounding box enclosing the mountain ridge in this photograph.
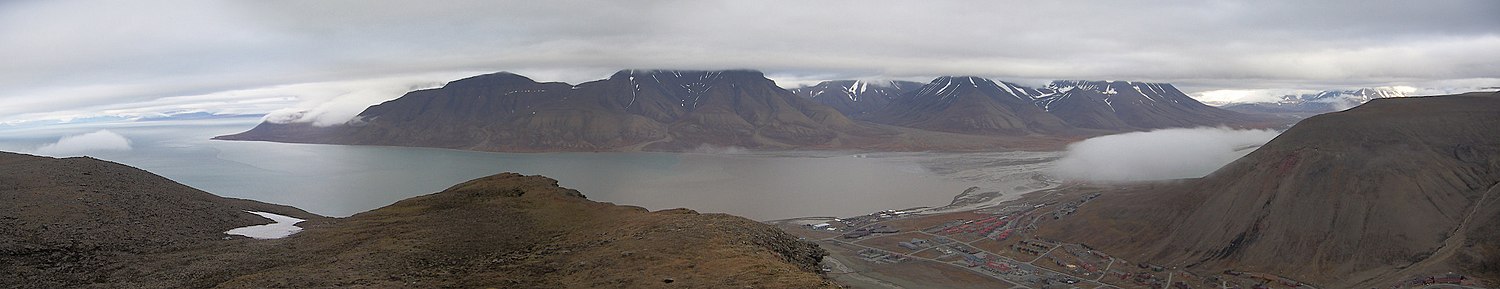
[218,69,1271,152]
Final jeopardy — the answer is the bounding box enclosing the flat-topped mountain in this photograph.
[1,152,836,288]
[1037,92,1500,287]
[222,69,871,151]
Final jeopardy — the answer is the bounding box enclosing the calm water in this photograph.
[0,119,995,220]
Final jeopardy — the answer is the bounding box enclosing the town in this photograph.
[774,186,1483,289]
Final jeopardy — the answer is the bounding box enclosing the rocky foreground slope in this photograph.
[0,153,834,288]
[1037,92,1500,287]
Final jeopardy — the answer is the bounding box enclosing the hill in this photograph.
[1036,92,1500,287]
[0,153,836,288]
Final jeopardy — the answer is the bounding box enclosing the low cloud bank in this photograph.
[34,129,133,157]
[1051,127,1280,182]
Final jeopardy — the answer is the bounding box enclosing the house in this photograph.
[1435,273,1465,284]
[962,253,985,267]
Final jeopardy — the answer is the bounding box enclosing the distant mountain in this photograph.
[1031,80,1257,130]
[1,152,836,288]
[864,76,1069,135]
[218,70,1099,152]
[219,70,1267,152]
[792,80,923,117]
[1222,87,1409,116]
[1038,92,1500,287]
[858,77,1258,134]
[219,70,895,151]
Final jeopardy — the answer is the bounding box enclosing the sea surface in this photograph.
[0,119,1056,220]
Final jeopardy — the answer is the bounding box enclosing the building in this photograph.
[870,226,899,234]
[1435,273,1465,284]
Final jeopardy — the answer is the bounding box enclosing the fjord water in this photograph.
[0,119,989,220]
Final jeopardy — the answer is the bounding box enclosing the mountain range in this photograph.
[791,80,923,117]
[1221,87,1410,116]
[1037,92,1500,287]
[218,70,1266,152]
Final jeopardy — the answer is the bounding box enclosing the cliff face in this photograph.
[1037,92,1500,287]
[0,153,835,288]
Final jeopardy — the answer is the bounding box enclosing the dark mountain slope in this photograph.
[218,70,895,152]
[1032,80,1258,130]
[865,76,1070,135]
[792,80,924,117]
[218,70,1082,152]
[1036,92,1500,287]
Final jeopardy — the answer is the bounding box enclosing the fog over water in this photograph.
[1052,127,1282,182]
[0,119,1032,220]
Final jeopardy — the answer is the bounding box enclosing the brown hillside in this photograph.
[1,153,836,288]
[1036,92,1500,287]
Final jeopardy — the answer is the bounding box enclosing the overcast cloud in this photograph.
[2,0,1497,125]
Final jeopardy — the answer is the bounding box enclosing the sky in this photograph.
[2,0,1497,126]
